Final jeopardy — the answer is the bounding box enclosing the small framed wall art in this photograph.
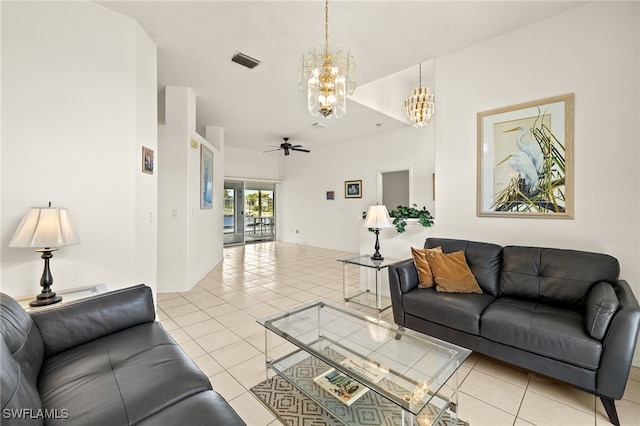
[477,93,574,218]
[345,180,362,198]
[200,145,213,209]
[142,147,154,174]
[326,191,335,200]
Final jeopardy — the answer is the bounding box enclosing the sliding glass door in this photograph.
[244,188,275,243]
[223,180,276,245]
[223,181,244,245]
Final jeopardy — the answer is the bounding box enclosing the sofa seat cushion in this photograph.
[38,322,211,426]
[138,390,245,425]
[481,298,602,369]
[403,287,495,335]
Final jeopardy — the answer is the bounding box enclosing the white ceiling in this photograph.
[97,1,584,152]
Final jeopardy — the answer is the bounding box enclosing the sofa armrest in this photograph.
[30,284,155,357]
[584,281,619,340]
[597,280,640,399]
[388,259,419,326]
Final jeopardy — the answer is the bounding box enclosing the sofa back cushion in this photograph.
[31,284,156,357]
[1,293,45,417]
[425,238,502,296]
[500,246,620,309]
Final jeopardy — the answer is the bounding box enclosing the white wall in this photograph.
[225,146,280,181]
[204,126,225,278]
[432,2,640,364]
[187,130,222,287]
[157,87,189,291]
[278,124,435,252]
[1,1,158,297]
[433,1,639,288]
[134,23,159,292]
[157,87,223,292]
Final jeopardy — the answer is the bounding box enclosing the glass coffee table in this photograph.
[258,300,470,425]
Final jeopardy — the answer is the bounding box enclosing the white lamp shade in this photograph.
[9,207,80,248]
[363,205,394,229]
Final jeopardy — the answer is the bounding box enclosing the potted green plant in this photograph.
[362,204,434,233]
[389,204,434,233]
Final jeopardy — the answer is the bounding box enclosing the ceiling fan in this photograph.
[264,137,310,156]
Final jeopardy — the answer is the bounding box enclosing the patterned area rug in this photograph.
[250,354,468,426]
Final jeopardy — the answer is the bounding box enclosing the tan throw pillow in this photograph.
[411,246,442,288]
[426,250,483,294]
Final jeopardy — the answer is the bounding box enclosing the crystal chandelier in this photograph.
[404,63,435,127]
[299,0,355,119]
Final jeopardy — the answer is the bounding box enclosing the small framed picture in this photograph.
[326,191,335,200]
[344,180,362,198]
[142,147,154,174]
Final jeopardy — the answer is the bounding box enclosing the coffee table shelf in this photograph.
[268,342,453,426]
[258,300,470,426]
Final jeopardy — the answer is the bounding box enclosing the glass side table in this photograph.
[337,255,398,313]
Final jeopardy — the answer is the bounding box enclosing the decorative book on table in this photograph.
[313,356,388,406]
[313,368,369,406]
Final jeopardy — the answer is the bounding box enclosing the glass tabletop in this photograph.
[258,300,471,416]
[336,254,399,269]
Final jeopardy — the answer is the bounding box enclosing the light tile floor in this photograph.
[156,241,640,426]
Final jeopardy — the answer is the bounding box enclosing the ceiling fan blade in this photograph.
[291,148,310,153]
[263,148,282,153]
[291,144,303,148]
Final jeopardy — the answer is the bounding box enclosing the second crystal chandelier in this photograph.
[405,63,435,128]
[299,0,356,119]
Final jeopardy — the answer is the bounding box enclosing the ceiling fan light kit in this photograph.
[299,0,355,119]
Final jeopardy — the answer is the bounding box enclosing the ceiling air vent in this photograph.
[231,52,261,69]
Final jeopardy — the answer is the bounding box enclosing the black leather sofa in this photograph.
[1,284,246,425]
[388,238,640,426]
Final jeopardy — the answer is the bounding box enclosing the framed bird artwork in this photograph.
[477,93,574,218]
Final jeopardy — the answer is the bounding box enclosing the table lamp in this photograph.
[9,202,80,306]
[363,205,394,261]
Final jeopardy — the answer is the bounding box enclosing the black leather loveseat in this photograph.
[389,238,640,426]
[1,284,246,425]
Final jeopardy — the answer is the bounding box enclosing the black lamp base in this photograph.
[29,292,62,307]
[30,247,63,307]
[370,229,384,261]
